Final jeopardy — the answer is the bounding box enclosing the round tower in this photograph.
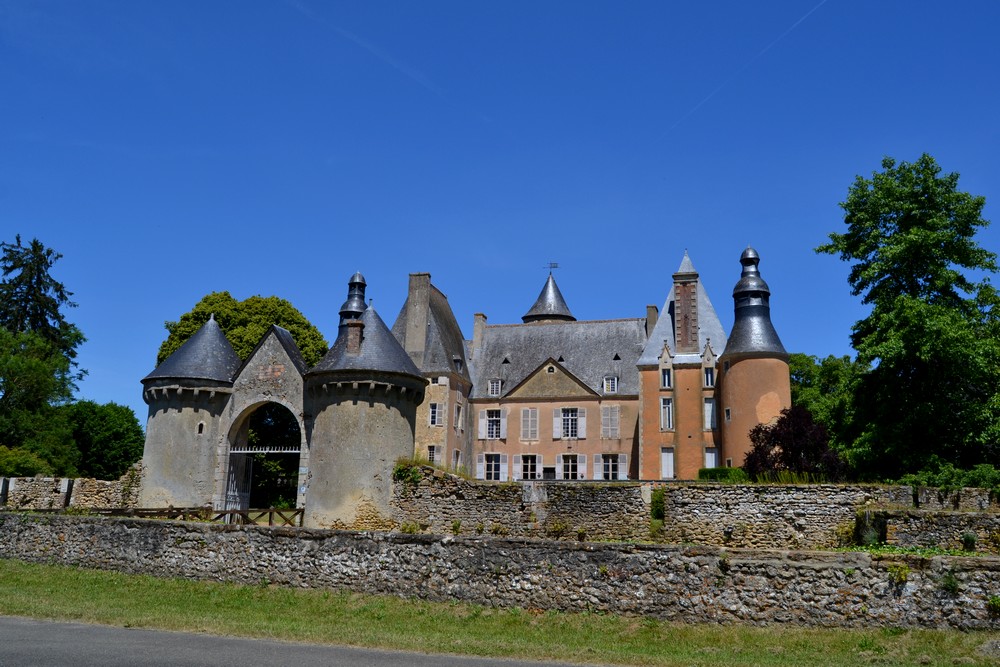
[718,247,791,469]
[140,315,240,507]
[303,274,426,529]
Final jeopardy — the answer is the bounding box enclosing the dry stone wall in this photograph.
[1,466,140,511]
[3,513,1000,630]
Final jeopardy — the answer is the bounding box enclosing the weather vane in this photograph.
[544,262,560,272]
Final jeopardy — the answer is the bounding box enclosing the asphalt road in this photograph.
[0,616,600,667]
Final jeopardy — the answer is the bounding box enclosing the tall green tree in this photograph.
[61,401,144,480]
[788,353,867,456]
[0,235,85,367]
[818,154,1000,477]
[157,291,328,367]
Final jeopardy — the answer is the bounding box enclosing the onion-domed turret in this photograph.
[722,247,787,360]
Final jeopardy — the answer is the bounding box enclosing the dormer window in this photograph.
[603,376,618,394]
[547,366,555,374]
[487,379,502,396]
[704,367,715,387]
[661,368,672,389]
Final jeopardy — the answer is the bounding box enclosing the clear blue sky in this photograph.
[3,1,999,426]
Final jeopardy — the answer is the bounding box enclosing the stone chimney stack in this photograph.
[345,319,364,354]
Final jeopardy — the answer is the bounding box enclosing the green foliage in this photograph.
[157,291,328,367]
[939,570,961,596]
[787,353,867,453]
[988,596,1000,618]
[0,445,51,476]
[392,460,423,489]
[451,520,461,535]
[697,467,750,483]
[650,487,665,520]
[743,406,845,482]
[898,463,1000,495]
[962,532,978,552]
[60,401,144,480]
[886,563,909,585]
[818,154,1000,478]
[399,522,419,534]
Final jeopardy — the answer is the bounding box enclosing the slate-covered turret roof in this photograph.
[722,246,787,360]
[311,306,421,376]
[391,282,470,380]
[470,318,647,398]
[143,314,241,384]
[637,254,727,366]
[522,273,575,323]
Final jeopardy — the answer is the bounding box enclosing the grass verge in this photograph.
[1,558,998,666]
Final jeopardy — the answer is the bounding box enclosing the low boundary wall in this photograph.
[2,514,1000,630]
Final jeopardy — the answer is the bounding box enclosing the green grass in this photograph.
[1,558,998,666]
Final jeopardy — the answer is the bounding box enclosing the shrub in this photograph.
[962,532,978,552]
[988,596,1000,618]
[887,563,909,585]
[399,522,419,534]
[650,487,665,520]
[940,570,961,596]
[649,519,664,539]
[697,467,750,483]
[451,520,461,535]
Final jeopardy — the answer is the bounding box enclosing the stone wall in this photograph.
[885,510,1000,555]
[0,477,72,510]
[1,467,140,511]
[3,513,1000,630]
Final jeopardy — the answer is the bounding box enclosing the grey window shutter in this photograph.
[578,454,587,478]
[578,408,587,439]
[476,453,485,480]
[499,408,508,439]
[593,454,603,480]
[552,408,562,439]
[478,410,487,440]
[512,454,522,481]
[555,454,564,480]
[618,454,628,480]
[499,454,509,482]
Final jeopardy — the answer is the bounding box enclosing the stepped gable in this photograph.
[637,253,727,366]
[391,281,470,379]
[143,314,241,383]
[470,318,647,398]
[522,273,576,323]
[722,246,787,359]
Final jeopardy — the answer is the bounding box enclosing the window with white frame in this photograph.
[603,376,618,393]
[521,407,538,440]
[429,402,443,426]
[552,406,586,439]
[603,454,619,480]
[485,453,503,480]
[660,397,674,430]
[661,368,672,388]
[601,405,620,439]
[561,454,580,480]
[487,378,502,396]
[704,367,715,387]
[520,454,539,480]
[479,409,505,439]
[427,445,438,464]
[704,397,717,430]
[455,404,462,431]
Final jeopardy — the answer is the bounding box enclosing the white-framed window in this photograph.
[487,379,502,396]
[478,408,507,440]
[427,445,438,464]
[704,398,717,430]
[661,368,672,388]
[601,405,620,439]
[553,407,586,439]
[704,367,715,387]
[660,397,673,430]
[478,453,508,481]
[455,404,463,431]
[660,447,675,479]
[514,454,539,481]
[704,447,718,469]
[593,453,628,480]
[521,407,538,440]
[556,453,586,480]
[429,402,443,426]
[603,376,618,394]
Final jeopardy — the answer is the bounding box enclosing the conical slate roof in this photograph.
[675,250,697,275]
[722,247,787,359]
[143,315,241,384]
[522,273,575,323]
[310,306,422,376]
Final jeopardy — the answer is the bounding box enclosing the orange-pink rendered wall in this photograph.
[718,357,791,468]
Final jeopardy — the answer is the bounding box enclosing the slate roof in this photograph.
[469,318,648,398]
[235,325,309,377]
[637,256,728,367]
[522,274,576,323]
[391,283,470,380]
[143,315,241,384]
[310,306,422,377]
[722,247,787,359]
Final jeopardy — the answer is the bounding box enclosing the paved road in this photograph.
[0,616,598,667]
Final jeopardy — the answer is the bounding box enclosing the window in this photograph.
[429,402,443,426]
[197,422,205,436]
[601,405,620,439]
[553,407,586,439]
[724,407,731,422]
[487,379,502,396]
[455,404,463,431]
[603,376,618,393]
[521,407,538,440]
[485,453,503,480]
[559,454,582,480]
[602,454,619,480]
[520,454,539,480]
[704,447,718,469]
[660,447,675,479]
[704,367,715,387]
[452,450,462,470]
[546,366,555,374]
[660,397,673,430]
[427,445,438,464]
[704,398,717,430]
[661,368,672,388]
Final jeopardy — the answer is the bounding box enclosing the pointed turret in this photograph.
[143,314,241,384]
[522,273,575,323]
[339,271,368,326]
[722,247,787,360]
